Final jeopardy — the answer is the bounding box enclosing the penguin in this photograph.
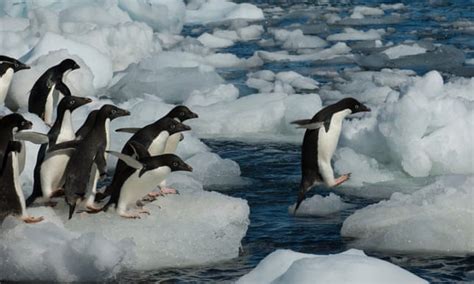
[75,109,99,140]
[26,96,92,206]
[96,116,191,202]
[28,59,80,125]
[47,105,129,219]
[0,57,30,105]
[105,141,192,219]
[0,114,43,223]
[291,97,370,214]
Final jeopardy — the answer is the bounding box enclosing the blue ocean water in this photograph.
[120,1,474,282]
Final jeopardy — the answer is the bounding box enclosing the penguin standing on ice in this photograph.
[26,96,92,206]
[292,98,370,214]
[47,105,129,219]
[0,114,44,223]
[96,113,193,202]
[104,141,192,219]
[0,56,30,105]
[28,59,80,125]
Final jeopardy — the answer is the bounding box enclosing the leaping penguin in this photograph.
[0,114,44,223]
[26,96,92,206]
[47,104,130,219]
[105,141,192,219]
[28,59,80,125]
[292,97,370,214]
[0,56,30,105]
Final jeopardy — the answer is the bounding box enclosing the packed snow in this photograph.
[237,249,428,284]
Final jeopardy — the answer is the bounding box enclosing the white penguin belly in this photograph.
[317,109,351,186]
[11,152,26,216]
[56,110,75,143]
[0,68,14,104]
[44,84,55,125]
[40,154,69,198]
[164,133,181,154]
[148,131,169,156]
[117,167,170,213]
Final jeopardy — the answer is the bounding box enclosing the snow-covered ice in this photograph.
[342,175,474,254]
[185,0,264,24]
[289,193,354,217]
[237,249,428,284]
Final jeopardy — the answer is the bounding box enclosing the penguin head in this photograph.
[339,98,371,114]
[163,118,191,135]
[59,58,80,72]
[166,105,199,122]
[139,154,192,177]
[0,113,32,133]
[101,104,130,120]
[0,60,29,73]
[58,96,92,113]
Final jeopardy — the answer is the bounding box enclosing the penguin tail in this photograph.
[293,190,306,215]
[68,202,77,220]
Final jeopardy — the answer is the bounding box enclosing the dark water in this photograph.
[120,1,473,282]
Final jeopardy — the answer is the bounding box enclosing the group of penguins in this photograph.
[1,54,371,224]
[1,55,196,222]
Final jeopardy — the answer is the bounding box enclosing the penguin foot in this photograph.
[50,189,65,198]
[147,191,162,198]
[120,212,141,219]
[86,204,102,213]
[138,208,151,215]
[160,187,179,195]
[334,173,351,187]
[22,215,44,224]
[44,200,58,207]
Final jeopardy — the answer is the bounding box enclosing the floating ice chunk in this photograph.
[272,29,327,50]
[380,3,406,10]
[238,249,427,284]
[66,191,250,270]
[236,24,264,41]
[7,50,95,111]
[342,175,474,254]
[118,0,186,33]
[327,28,385,41]
[257,42,351,62]
[186,0,264,24]
[27,32,113,89]
[188,92,321,140]
[248,70,275,81]
[246,78,274,93]
[0,207,133,282]
[185,84,239,107]
[186,152,244,186]
[333,147,395,186]
[350,6,384,19]
[382,44,427,59]
[197,32,235,48]
[275,71,319,90]
[213,29,240,41]
[288,193,354,217]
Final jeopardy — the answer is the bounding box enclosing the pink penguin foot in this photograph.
[138,207,151,215]
[334,173,351,187]
[86,204,102,214]
[22,215,44,224]
[120,212,141,219]
[160,187,178,195]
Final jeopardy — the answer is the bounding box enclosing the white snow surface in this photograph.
[237,249,428,284]
[342,175,474,254]
[289,193,354,217]
[185,0,264,24]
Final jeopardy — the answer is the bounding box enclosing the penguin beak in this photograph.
[18,64,30,71]
[360,104,371,112]
[182,163,193,172]
[73,63,80,70]
[179,123,191,132]
[190,112,199,119]
[81,97,93,106]
[119,109,131,117]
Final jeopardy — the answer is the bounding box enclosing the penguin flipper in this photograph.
[115,127,140,134]
[293,190,306,215]
[291,119,324,130]
[56,81,72,97]
[128,141,150,159]
[47,140,80,153]
[14,131,49,144]
[106,151,143,169]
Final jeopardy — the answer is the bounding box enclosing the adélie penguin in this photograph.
[26,96,92,206]
[0,114,44,223]
[104,141,193,219]
[291,97,370,214]
[96,116,192,202]
[28,59,80,125]
[47,104,130,219]
[0,56,30,105]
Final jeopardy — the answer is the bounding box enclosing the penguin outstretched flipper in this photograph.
[14,131,49,144]
[115,127,140,134]
[291,119,324,130]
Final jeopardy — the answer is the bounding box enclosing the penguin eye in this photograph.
[173,162,178,167]
[20,121,25,126]
[14,63,19,68]
[180,112,184,116]
[355,105,359,109]
[69,100,75,105]
[111,109,117,115]
[170,124,176,129]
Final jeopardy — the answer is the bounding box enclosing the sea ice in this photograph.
[288,193,354,217]
[186,0,264,24]
[342,175,474,254]
[327,28,385,41]
[237,249,427,284]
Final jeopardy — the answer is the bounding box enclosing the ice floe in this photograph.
[288,193,354,217]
